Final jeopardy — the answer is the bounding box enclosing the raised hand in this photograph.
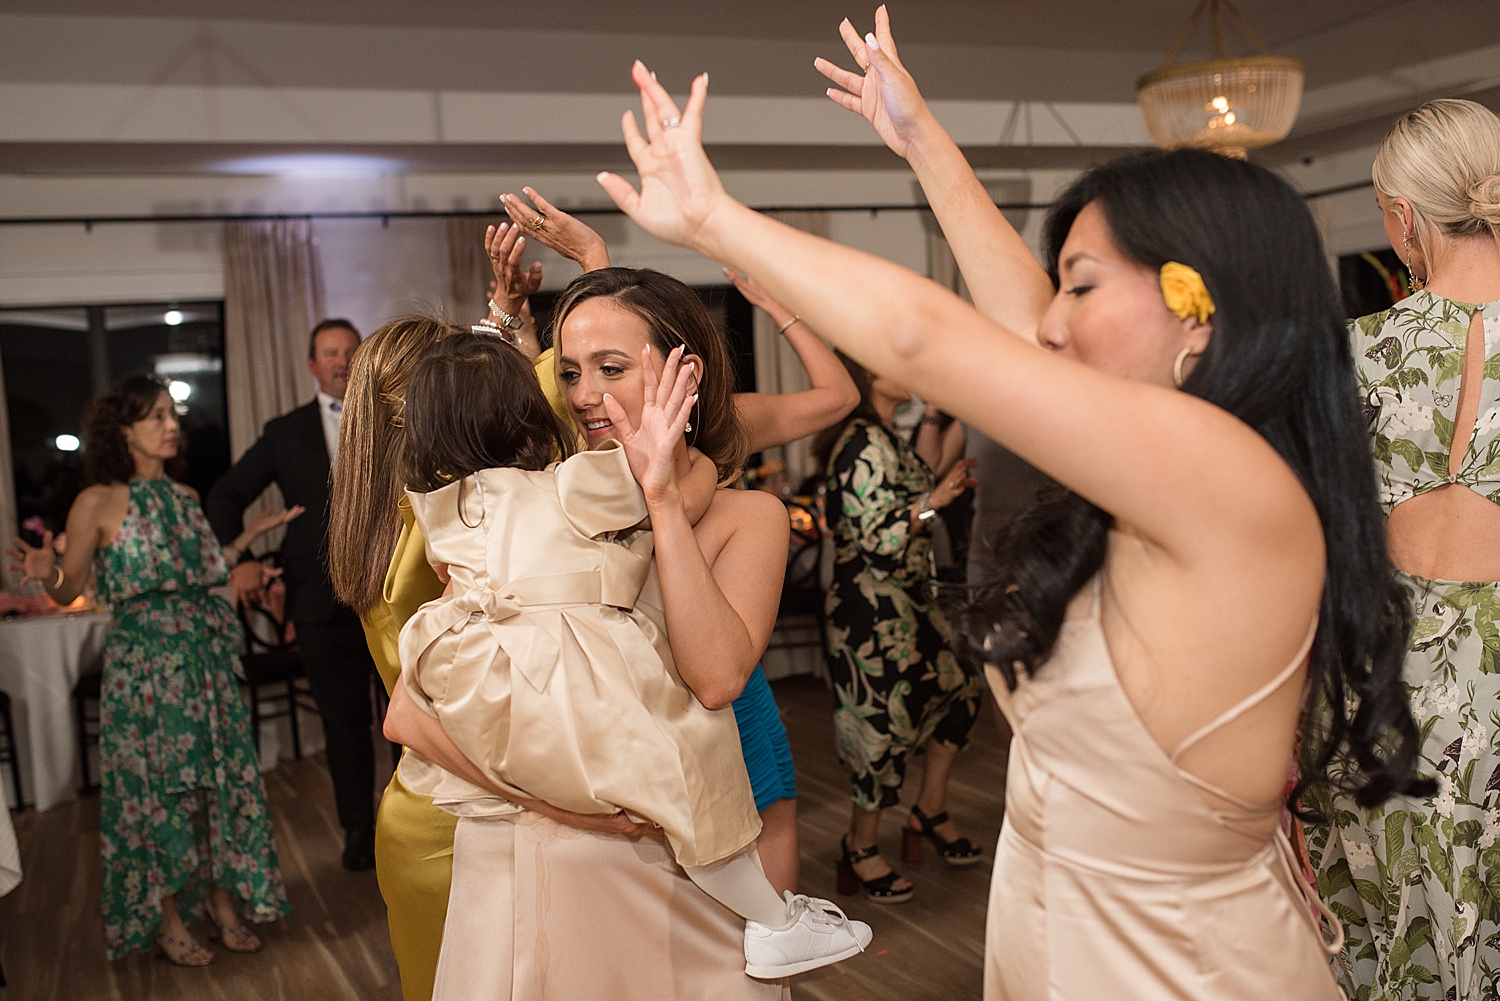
[814,5,933,160]
[601,345,698,502]
[597,62,731,254]
[722,267,798,329]
[500,187,612,272]
[484,221,543,315]
[6,531,57,587]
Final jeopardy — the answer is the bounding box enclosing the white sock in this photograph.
[684,852,793,930]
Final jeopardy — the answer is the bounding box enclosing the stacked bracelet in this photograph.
[487,299,525,332]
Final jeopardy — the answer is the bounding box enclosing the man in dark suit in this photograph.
[208,318,379,871]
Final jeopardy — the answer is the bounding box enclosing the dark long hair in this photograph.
[549,267,748,482]
[954,149,1428,810]
[401,333,573,494]
[82,374,171,485]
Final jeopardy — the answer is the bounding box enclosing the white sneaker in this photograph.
[743,892,874,979]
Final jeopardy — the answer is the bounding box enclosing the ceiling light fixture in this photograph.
[1136,0,1303,159]
[164,309,184,326]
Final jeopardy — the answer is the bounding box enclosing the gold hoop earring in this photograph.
[1173,347,1193,388]
[1402,231,1428,291]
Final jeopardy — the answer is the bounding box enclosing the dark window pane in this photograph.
[0,300,228,540]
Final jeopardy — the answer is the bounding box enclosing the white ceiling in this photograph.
[0,0,1495,177]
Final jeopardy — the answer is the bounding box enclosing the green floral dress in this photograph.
[823,419,982,811]
[95,478,290,958]
[1305,292,1500,999]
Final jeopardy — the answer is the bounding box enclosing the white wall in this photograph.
[0,149,1388,316]
[0,167,1072,313]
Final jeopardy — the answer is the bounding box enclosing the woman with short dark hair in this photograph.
[8,375,292,965]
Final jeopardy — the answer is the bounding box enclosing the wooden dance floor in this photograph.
[0,674,1009,1001]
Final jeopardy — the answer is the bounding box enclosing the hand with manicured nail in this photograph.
[595,62,730,256]
[813,5,933,161]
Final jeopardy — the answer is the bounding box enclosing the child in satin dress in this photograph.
[395,333,870,981]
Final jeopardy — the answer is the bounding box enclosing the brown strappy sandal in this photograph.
[154,932,215,967]
[207,916,264,954]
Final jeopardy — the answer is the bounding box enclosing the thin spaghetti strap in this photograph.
[1169,616,1319,763]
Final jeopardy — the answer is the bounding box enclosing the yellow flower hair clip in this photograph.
[1159,262,1216,324]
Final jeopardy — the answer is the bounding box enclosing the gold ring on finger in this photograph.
[528,217,546,232]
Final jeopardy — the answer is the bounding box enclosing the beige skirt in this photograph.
[433,811,791,1001]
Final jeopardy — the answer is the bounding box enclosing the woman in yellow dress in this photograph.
[328,301,596,1000]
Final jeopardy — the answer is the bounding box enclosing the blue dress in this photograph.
[733,664,797,812]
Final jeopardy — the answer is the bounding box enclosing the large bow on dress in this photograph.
[399,530,654,697]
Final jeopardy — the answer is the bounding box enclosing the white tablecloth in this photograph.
[0,611,109,811]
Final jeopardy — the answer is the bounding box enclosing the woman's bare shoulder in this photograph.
[695,488,789,569]
[72,483,126,515]
[701,488,787,543]
[708,487,785,520]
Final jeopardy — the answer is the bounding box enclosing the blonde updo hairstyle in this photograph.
[1372,98,1500,267]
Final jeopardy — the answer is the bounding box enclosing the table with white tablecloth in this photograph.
[0,607,323,811]
[0,611,109,811]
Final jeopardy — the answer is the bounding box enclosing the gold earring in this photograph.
[1402,231,1428,291]
[1173,347,1193,388]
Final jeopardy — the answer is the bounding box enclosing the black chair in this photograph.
[0,690,23,809]
[72,664,104,793]
[238,571,319,760]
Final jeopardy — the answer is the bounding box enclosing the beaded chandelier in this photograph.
[1136,0,1303,159]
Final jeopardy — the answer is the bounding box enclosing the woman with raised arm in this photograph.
[382,266,801,1000]
[595,59,1430,999]
[1302,99,1500,1001]
[329,309,644,1001]
[506,187,858,895]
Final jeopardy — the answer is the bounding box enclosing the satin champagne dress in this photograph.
[984,577,1344,999]
[399,442,761,869]
[363,348,568,1001]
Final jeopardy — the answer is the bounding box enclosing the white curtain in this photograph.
[222,220,325,458]
[923,214,972,304]
[752,210,831,492]
[221,219,326,539]
[446,216,505,328]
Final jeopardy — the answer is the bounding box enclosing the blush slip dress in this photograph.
[983,576,1343,1000]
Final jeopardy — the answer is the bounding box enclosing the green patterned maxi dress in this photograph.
[823,419,983,811]
[1305,292,1500,999]
[95,477,290,958]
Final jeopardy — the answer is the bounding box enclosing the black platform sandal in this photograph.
[902,805,984,866]
[837,834,915,904]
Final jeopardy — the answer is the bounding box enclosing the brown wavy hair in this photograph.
[328,315,463,614]
[83,375,171,485]
[402,333,573,493]
[548,267,747,481]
